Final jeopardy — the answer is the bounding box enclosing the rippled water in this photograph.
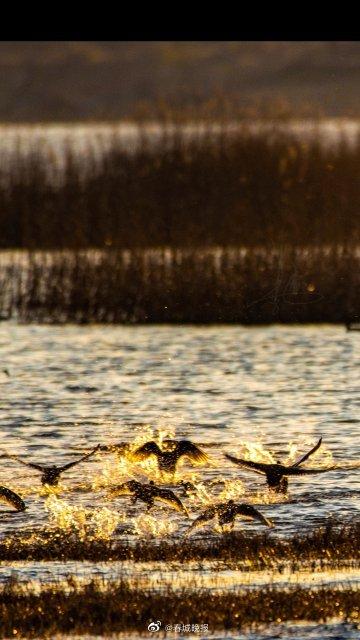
[1,322,359,637]
[3,561,360,591]
[0,322,359,541]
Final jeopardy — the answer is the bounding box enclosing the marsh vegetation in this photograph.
[0,576,358,638]
[0,122,358,324]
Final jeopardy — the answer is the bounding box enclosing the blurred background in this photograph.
[0,41,358,324]
[1,41,360,120]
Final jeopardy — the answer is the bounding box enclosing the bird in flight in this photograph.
[0,486,26,511]
[132,440,208,474]
[225,437,327,493]
[185,499,273,535]
[7,444,100,486]
[107,479,188,514]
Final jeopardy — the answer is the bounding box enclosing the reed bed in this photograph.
[0,245,358,323]
[0,577,358,637]
[1,520,359,565]
[0,123,359,250]
[0,123,358,324]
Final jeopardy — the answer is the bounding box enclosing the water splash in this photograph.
[218,478,246,502]
[133,512,177,538]
[92,425,181,489]
[45,495,88,538]
[44,495,122,540]
[235,440,276,464]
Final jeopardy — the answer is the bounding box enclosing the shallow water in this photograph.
[0,323,359,597]
[1,323,359,537]
[2,560,360,591]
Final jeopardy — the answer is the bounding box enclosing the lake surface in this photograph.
[0,322,359,542]
[1,322,359,637]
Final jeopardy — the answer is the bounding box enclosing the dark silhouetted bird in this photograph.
[132,440,208,474]
[185,499,273,535]
[225,437,327,493]
[8,444,100,486]
[108,479,188,514]
[0,486,26,511]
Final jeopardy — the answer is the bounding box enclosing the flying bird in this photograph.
[0,486,26,511]
[7,444,100,486]
[185,499,273,535]
[132,440,208,474]
[108,479,188,514]
[225,437,326,493]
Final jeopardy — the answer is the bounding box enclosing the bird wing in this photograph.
[132,441,161,461]
[0,486,26,511]
[107,481,139,497]
[184,506,217,536]
[285,466,332,476]
[176,441,209,463]
[7,454,44,472]
[291,437,322,467]
[234,504,273,527]
[153,488,188,514]
[59,444,100,471]
[225,453,268,474]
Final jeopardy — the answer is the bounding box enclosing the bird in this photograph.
[107,479,188,514]
[131,440,208,474]
[185,499,273,535]
[0,486,26,511]
[225,437,326,493]
[7,444,100,486]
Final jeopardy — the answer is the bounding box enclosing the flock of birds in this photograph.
[0,435,336,535]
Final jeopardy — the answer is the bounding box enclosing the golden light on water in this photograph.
[45,495,122,540]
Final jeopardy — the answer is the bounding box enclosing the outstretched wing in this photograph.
[176,441,209,464]
[184,506,217,536]
[59,444,100,471]
[6,454,44,473]
[285,466,332,476]
[132,441,161,461]
[153,488,188,514]
[225,453,268,475]
[107,481,140,497]
[291,437,322,467]
[234,503,273,527]
[0,486,26,511]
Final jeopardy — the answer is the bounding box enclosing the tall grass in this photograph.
[0,123,359,249]
[0,245,358,323]
[0,123,358,323]
[0,577,358,637]
[2,520,359,563]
